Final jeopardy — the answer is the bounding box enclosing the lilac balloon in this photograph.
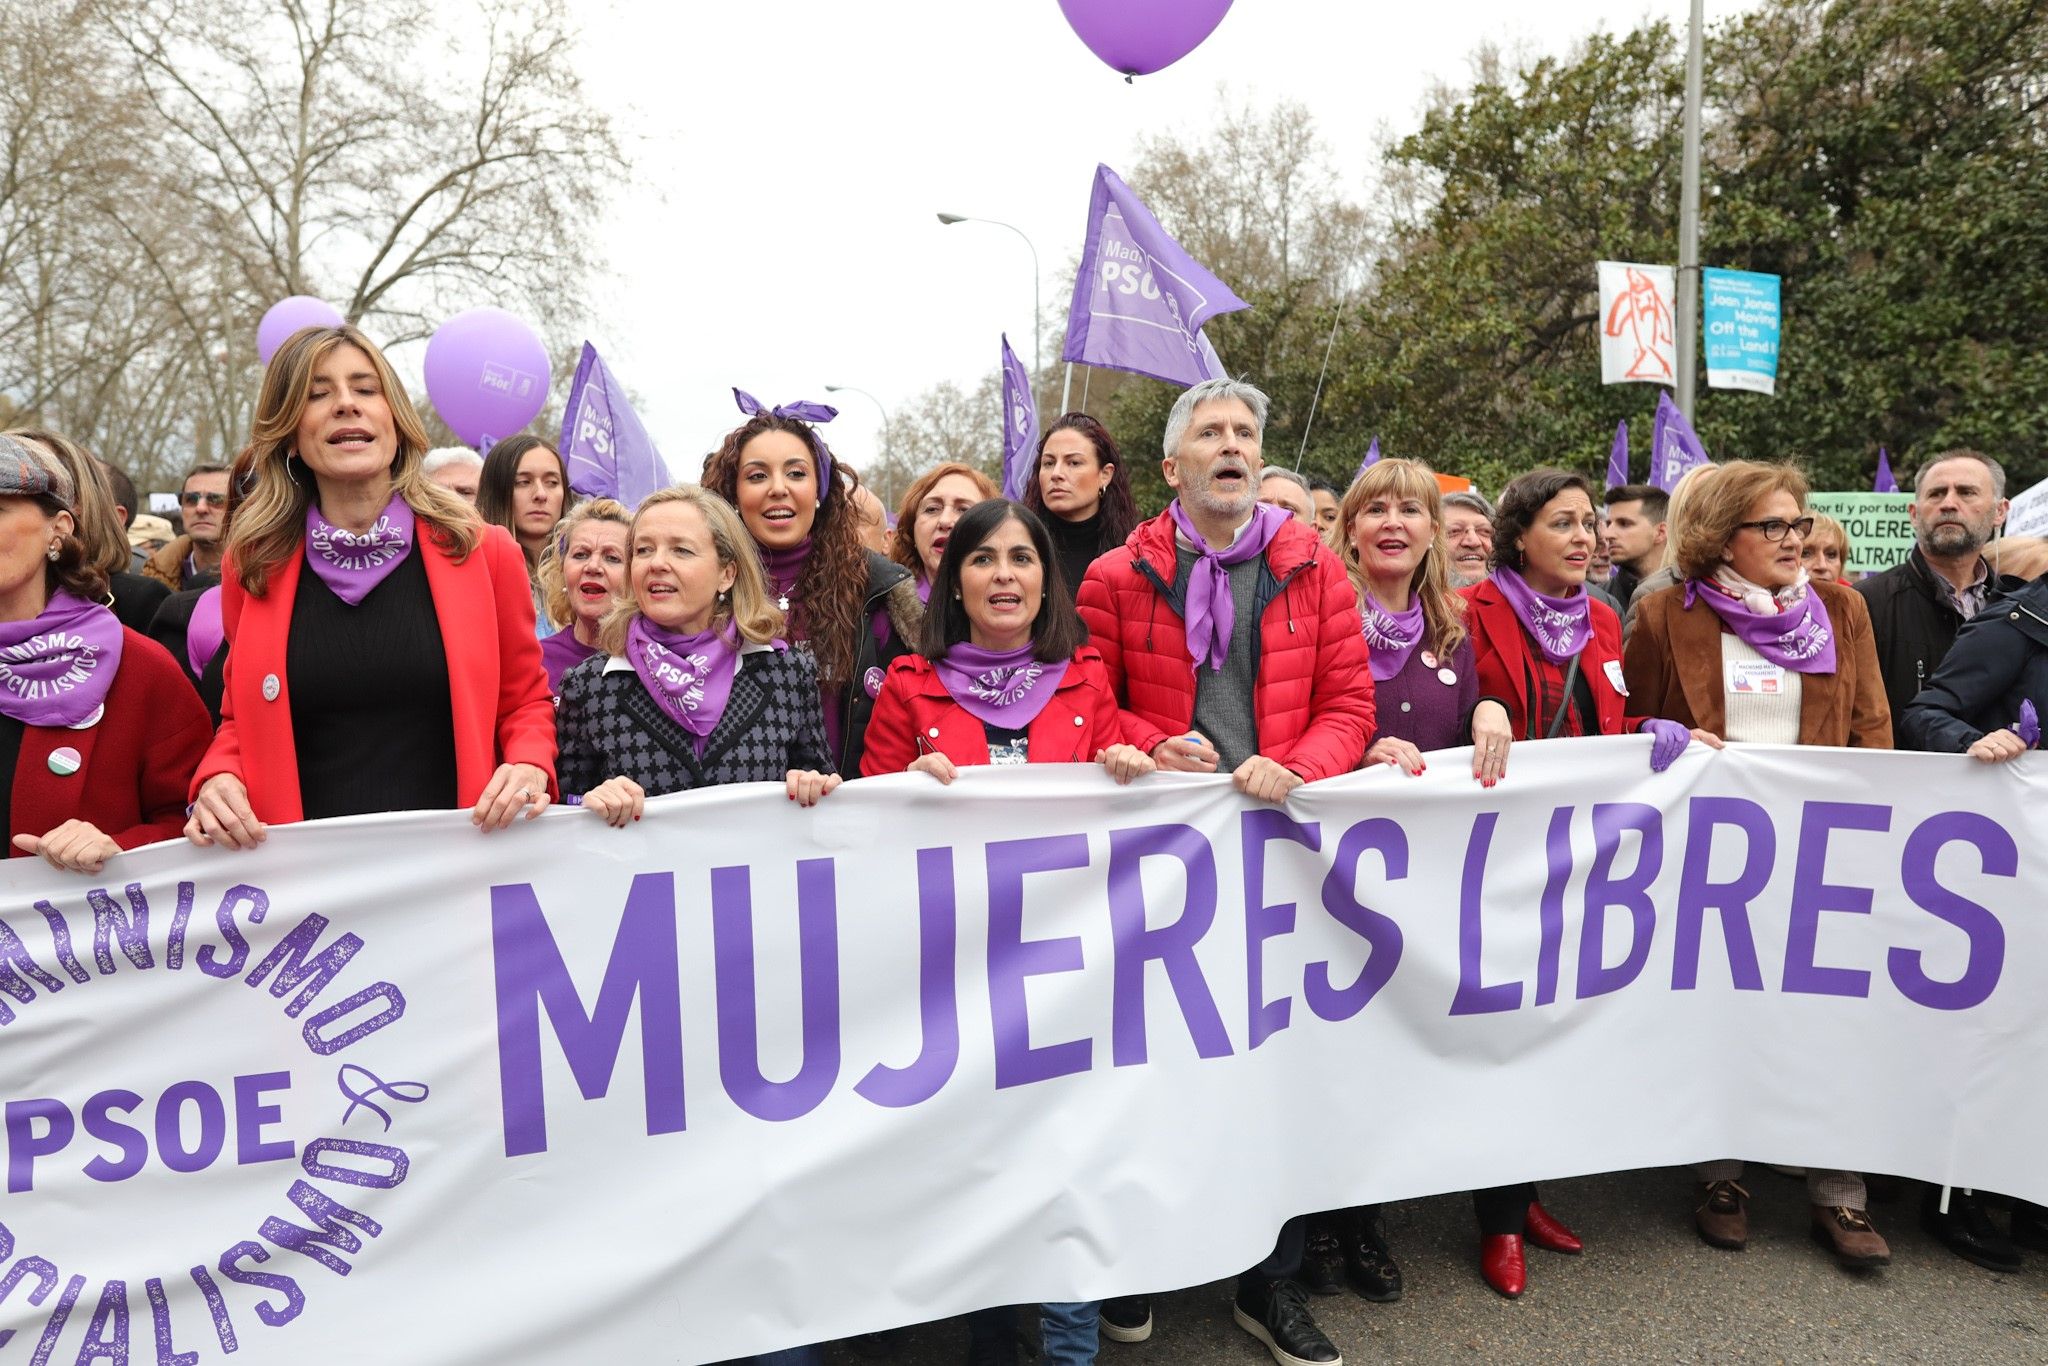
[1057,0,1234,77]
[256,296,345,364]
[422,308,550,447]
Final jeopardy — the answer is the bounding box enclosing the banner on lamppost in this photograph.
[1597,261,1676,385]
[1702,268,1782,395]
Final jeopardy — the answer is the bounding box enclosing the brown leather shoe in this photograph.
[1810,1205,1891,1268]
[1695,1180,1749,1249]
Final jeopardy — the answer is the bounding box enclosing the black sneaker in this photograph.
[1099,1295,1152,1344]
[1232,1277,1341,1366]
[1342,1210,1404,1303]
[1301,1220,1344,1296]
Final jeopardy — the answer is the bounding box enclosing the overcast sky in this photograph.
[570,1,1740,481]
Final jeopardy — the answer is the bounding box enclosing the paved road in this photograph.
[815,1168,2048,1363]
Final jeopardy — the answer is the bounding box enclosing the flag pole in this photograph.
[1675,0,1704,420]
[1080,367,1092,412]
[1060,362,1073,413]
[1294,307,1343,471]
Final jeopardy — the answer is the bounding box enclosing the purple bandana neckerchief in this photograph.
[0,590,124,727]
[1360,592,1426,682]
[1684,570,1838,673]
[305,493,414,606]
[1491,566,1592,665]
[934,641,1070,729]
[187,586,225,678]
[626,617,743,746]
[1169,500,1288,671]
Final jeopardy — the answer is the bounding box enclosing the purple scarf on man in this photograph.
[626,617,746,750]
[934,642,1069,729]
[1491,566,1592,665]
[304,493,414,605]
[1168,500,1288,671]
[1360,594,1426,682]
[1685,573,1838,673]
[0,590,124,727]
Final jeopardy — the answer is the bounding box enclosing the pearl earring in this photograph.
[46,542,59,561]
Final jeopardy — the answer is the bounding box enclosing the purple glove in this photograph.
[2016,699,2040,749]
[1638,718,1693,773]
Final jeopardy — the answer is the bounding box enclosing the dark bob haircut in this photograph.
[919,499,1088,664]
[1491,467,1596,575]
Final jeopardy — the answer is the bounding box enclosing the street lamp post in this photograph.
[824,384,896,504]
[936,212,1042,380]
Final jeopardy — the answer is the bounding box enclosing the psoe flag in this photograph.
[1597,261,1676,385]
[1063,164,1248,386]
[1000,334,1040,501]
[1702,267,1782,395]
[1650,391,1711,492]
[560,341,672,507]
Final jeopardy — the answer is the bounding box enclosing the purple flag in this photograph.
[1649,392,1710,492]
[560,341,672,507]
[1000,334,1040,501]
[1196,330,1228,380]
[1874,446,1899,494]
[1063,164,1249,386]
[1354,436,1381,483]
[1606,420,1630,489]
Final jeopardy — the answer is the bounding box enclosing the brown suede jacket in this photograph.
[1622,577,1892,748]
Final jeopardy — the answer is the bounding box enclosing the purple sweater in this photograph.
[1366,634,1478,751]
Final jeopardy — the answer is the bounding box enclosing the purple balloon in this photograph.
[422,308,550,447]
[1057,0,1234,77]
[256,296,345,365]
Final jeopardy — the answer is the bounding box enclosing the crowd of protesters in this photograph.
[3,323,2042,1366]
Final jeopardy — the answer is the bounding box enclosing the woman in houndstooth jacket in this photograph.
[556,485,839,823]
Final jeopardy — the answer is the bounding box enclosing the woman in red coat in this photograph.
[0,435,209,872]
[184,324,555,848]
[1457,467,1718,1300]
[863,498,1150,784]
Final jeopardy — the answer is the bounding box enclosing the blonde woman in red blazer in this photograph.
[185,325,555,848]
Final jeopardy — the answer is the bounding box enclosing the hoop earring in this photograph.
[284,452,304,487]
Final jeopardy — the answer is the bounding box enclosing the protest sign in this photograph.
[1702,268,1782,395]
[2004,475,2048,539]
[3,744,2043,1361]
[1808,491,1915,574]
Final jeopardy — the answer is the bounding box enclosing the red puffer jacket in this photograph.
[1075,508,1373,782]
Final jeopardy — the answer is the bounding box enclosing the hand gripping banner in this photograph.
[1,739,2042,1362]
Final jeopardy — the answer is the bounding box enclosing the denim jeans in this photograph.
[966,1303,1100,1365]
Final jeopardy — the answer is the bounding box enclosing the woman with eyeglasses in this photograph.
[1622,459,1892,1271]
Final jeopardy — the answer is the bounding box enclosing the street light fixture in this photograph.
[935,212,1042,378]
[824,384,897,504]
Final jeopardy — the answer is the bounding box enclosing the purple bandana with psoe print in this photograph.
[1169,500,1287,671]
[305,493,414,605]
[1684,575,1838,674]
[1492,566,1591,665]
[934,641,1069,729]
[627,617,743,746]
[0,590,124,727]
[1360,594,1426,682]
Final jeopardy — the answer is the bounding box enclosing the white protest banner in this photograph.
[1597,261,1676,385]
[2005,474,2048,539]
[3,741,2044,1363]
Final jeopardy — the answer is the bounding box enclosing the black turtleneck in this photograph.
[1045,508,1106,602]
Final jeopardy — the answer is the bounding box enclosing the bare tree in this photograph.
[861,375,1003,511]
[0,0,626,490]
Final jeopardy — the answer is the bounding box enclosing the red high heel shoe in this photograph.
[1525,1201,1583,1255]
[1480,1234,1526,1298]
